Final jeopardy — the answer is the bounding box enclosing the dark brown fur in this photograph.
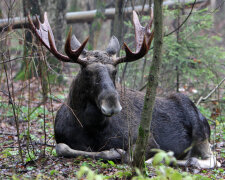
[54,50,211,161]
[29,12,219,168]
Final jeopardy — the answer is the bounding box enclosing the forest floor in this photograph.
[0,79,224,179]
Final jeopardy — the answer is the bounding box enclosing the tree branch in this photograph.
[196,76,225,106]
[165,0,197,37]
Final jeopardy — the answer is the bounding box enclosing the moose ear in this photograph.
[71,35,87,55]
[106,36,120,56]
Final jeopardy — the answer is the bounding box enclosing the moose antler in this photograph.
[28,12,88,66]
[113,11,154,65]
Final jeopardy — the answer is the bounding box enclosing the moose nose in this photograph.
[100,101,122,116]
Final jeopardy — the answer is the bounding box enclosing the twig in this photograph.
[165,0,197,37]
[199,99,225,103]
[2,38,24,164]
[0,89,9,96]
[25,68,35,163]
[0,85,45,122]
[48,95,63,103]
[0,132,17,136]
[196,76,225,106]
[2,142,55,149]
[43,104,47,157]
[0,55,39,64]
[141,0,147,15]
[210,0,225,13]
[139,83,147,91]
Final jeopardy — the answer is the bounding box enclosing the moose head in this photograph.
[28,11,154,117]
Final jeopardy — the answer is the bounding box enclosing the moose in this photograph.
[28,11,220,168]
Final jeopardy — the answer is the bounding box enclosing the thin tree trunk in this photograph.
[40,0,67,51]
[113,0,124,45]
[139,0,152,88]
[15,0,40,80]
[175,0,185,92]
[2,45,24,164]
[115,0,125,83]
[140,56,147,88]
[88,0,106,50]
[132,0,163,171]
[176,1,180,92]
[214,0,225,44]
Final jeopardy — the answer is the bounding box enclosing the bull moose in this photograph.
[28,11,220,168]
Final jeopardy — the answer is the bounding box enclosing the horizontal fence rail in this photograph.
[0,0,207,31]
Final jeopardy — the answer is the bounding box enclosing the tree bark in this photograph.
[118,0,128,84]
[132,0,163,171]
[113,0,125,46]
[139,0,153,88]
[15,0,40,80]
[39,0,67,83]
[213,0,225,44]
[40,0,67,51]
[88,0,106,50]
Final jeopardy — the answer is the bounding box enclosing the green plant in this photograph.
[151,149,177,166]
[132,150,211,180]
[1,149,19,157]
[76,166,104,180]
[120,7,225,100]
[49,169,59,176]
[25,151,37,162]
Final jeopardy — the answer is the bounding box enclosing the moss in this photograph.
[138,126,145,138]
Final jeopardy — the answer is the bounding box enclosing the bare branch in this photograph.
[165,0,197,37]
[196,76,225,106]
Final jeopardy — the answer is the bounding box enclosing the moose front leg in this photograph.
[56,143,126,160]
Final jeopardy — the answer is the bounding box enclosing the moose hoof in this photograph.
[55,143,74,157]
[97,148,125,160]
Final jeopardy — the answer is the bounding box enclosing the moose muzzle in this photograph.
[98,92,122,116]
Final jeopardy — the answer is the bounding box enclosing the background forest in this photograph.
[0,0,224,179]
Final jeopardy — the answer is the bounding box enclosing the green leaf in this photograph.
[107,160,115,166]
[27,166,35,171]
[152,151,167,166]
[170,171,182,180]
[50,169,58,176]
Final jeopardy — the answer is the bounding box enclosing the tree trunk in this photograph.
[113,0,125,46]
[88,0,106,50]
[132,0,163,171]
[40,0,67,83]
[118,0,128,84]
[15,0,40,80]
[16,0,67,86]
[139,0,152,88]
[175,1,184,92]
[40,0,67,50]
[213,0,225,44]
